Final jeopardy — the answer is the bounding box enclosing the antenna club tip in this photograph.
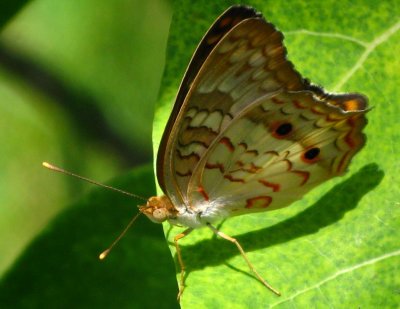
[99,249,110,260]
[42,162,58,171]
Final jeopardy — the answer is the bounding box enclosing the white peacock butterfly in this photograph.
[44,5,368,301]
[144,5,368,299]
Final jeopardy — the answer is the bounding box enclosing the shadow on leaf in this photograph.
[179,163,384,271]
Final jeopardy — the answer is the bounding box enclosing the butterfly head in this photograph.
[139,195,177,223]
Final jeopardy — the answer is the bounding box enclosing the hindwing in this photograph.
[157,6,368,212]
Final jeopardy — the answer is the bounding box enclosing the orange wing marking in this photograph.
[326,114,344,122]
[236,160,244,167]
[271,97,285,104]
[219,137,235,152]
[242,162,261,173]
[282,159,293,171]
[345,133,356,148]
[258,179,281,192]
[224,174,245,183]
[245,196,272,209]
[337,151,352,174]
[238,142,248,150]
[347,117,356,127]
[310,106,325,115]
[177,150,201,161]
[291,170,310,186]
[205,162,225,173]
[197,186,209,201]
[292,99,307,109]
[238,142,259,156]
[264,150,279,157]
[231,162,261,174]
[343,99,360,111]
[246,149,259,156]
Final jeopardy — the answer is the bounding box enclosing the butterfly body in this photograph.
[140,194,229,228]
[140,5,368,298]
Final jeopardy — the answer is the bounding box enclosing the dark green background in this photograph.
[0,0,177,308]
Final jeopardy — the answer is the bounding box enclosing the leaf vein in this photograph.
[333,20,400,90]
[285,29,368,47]
[270,249,400,308]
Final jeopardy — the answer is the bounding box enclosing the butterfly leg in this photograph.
[207,223,281,296]
[174,227,193,300]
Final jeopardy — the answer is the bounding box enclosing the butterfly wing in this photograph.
[157,5,262,193]
[186,91,367,217]
[158,6,306,208]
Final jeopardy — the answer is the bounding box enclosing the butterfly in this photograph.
[139,5,368,299]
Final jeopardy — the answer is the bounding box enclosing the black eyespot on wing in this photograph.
[275,123,293,136]
[302,147,320,163]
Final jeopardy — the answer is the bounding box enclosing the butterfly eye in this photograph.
[273,122,293,138]
[302,147,320,163]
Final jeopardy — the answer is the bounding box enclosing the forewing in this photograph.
[157,5,262,193]
[187,91,368,216]
[159,9,305,207]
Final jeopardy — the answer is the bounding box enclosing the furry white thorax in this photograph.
[168,199,229,229]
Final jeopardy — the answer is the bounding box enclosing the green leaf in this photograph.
[0,165,179,309]
[154,1,400,307]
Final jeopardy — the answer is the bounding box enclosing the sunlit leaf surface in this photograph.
[153,1,400,308]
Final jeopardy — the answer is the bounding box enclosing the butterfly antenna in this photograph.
[42,162,147,202]
[43,162,147,258]
[99,211,142,260]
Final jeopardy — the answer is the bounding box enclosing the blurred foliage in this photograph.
[0,0,28,29]
[154,0,400,308]
[0,0,171,299]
